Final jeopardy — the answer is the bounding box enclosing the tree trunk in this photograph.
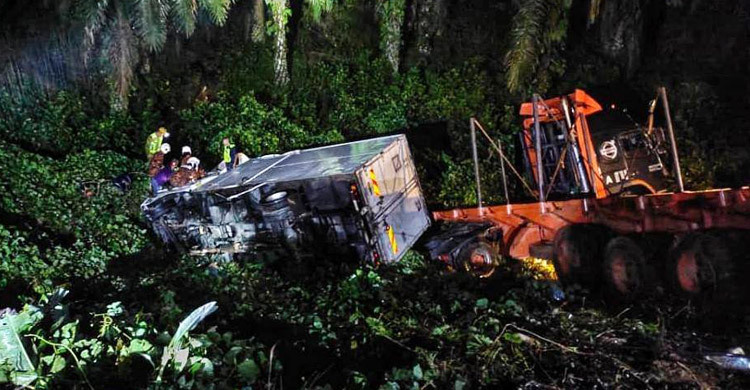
[403,0,446,67]
[267,0,289,86]
[251,0,266,43]
[378,0,406,73]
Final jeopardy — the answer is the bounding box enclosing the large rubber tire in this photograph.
[667,233,731,299]
[458,240,500,279]
[602,236,646,302]
[552,224,611,288]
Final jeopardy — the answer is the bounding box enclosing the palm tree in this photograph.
[77,0,233,108]
[265,0,290,86]
[504,0,569,94]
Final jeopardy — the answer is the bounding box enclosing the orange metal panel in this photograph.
[520,89,603,128]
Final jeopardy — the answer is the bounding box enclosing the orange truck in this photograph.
[428,88,750,301]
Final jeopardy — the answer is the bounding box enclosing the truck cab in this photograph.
[519,89,671,199]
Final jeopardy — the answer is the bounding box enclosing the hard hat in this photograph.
[181,146,192,155]
[158,127,170,138]
[186,157,200,170]
[160,143,171,154]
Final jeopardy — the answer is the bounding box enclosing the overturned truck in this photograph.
[141,135,431,264]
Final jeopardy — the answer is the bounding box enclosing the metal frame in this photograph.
[433,187,750,259]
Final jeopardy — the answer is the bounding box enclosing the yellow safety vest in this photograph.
[223,143,235,163]
[145,132,163,157]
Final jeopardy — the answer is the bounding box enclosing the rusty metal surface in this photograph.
[432,187,750,258]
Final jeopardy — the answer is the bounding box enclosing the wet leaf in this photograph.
[237,359,260,383]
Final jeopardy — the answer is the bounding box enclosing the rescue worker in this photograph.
[152,160,178,194]
[148,143,171,178]
[145,127,170,161]
[218,150,248,173]
[148,143,171,193]
[170,155,205,187]
[180,146,192,167]
[186,156,201,171]
[221,138,236,171]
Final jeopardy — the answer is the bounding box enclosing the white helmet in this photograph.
[181,146,192,155]
[160,143,171,154]
[186,157,200,170]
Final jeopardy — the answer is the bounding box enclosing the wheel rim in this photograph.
[677,252,700,293]
[464,247,497,278]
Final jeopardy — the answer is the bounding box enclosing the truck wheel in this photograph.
[602,237,646,302]
[668,233,731,298]
[552,224,609,288]
[459,241,499,279]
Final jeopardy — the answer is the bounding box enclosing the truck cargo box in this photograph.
[141,134,431,264]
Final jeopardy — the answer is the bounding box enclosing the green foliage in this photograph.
[172,0,199,35]
[265,0,292,35]
[306,0,335,22]
[0,90,88,154]
[505,0,571,94]
[199,0,234,25]
[669,82,737,189]
[220,44,276,99]
[0,89,150,156]
[436,153,477,207]
[136,0,168,52]
[1,296,273,389]
[284,54,495,134]
[0,227,53,294]
[180,92,343,164]
[0,141,148,292]
[404,62,493,123]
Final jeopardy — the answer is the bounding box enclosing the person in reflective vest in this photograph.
[145,127,170,161]
[222,137,236,170]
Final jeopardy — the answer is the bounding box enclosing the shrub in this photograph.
[180,92,344,165]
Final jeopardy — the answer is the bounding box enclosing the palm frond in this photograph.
[76,0,112,28]
[135,0,168,52]
[197,0,233,25]
[75,0,112,48]
[504,0,555,94]
[171,0,198,35]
